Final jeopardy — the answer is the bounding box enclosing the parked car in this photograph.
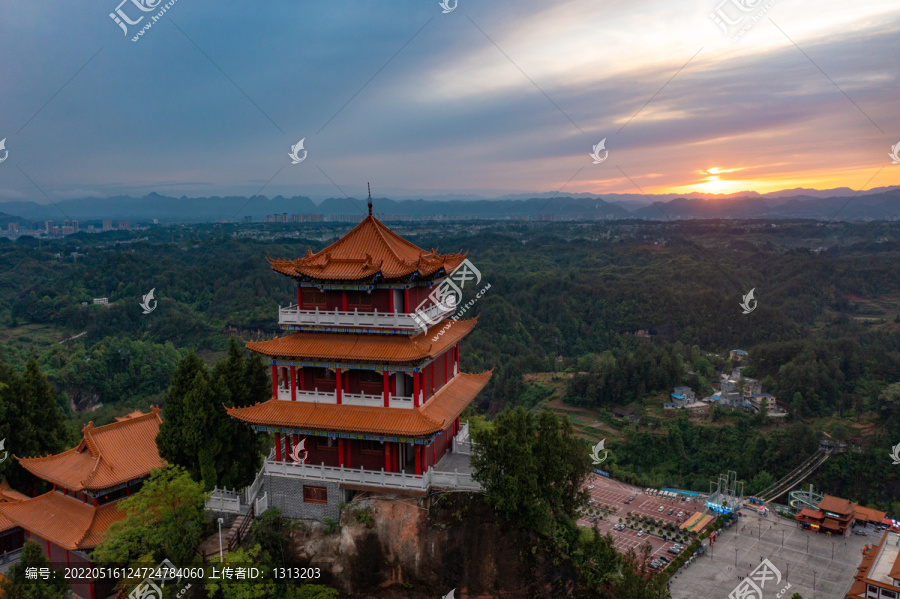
[628,496,635,501]
[649,562,659,569]
[589,517,597,523]
[667,548,680,555]
[854,530,868,536]
[677,511,684,517]
[667,509,674,515]
[658,506,665,512]
[658,556,670,563]
[637,531,644,537]
[586,485,595,490]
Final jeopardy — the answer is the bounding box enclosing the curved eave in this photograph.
[228,370,492,437]
[244,318,477,364]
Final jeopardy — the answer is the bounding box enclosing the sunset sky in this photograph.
[1,0,899,202]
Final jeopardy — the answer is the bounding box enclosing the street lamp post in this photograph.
[735,548,738,567]
[218,517,224,561]
[781,530,784,547]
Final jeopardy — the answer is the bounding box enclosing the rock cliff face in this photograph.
[293,493,574,598]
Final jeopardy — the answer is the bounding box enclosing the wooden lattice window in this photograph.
[360,440,380,452]
[347,291,373,307]
[301,289,327,307]
[303,485,328,504]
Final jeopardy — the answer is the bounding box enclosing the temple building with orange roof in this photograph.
[0,407,165,599]
[846,529,900,599]
[226,197,491,521]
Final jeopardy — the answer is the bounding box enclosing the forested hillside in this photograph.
[1,218,899,514]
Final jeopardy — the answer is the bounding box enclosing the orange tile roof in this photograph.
[818,494,855,516]
[0,511,17,534]
[0,481,28,503]
[228,371,491,436]
[854,505,887,523]
[0,492,126,550]
[268,214,466,282]
[245,319,476,364]
[796,508,824,519]
[17,407,165,492]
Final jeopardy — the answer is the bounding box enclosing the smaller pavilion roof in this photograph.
[228,371,491,436]
[796,508,824,520]
[268,214,466,282]
[17,407,164,492]
[0,492,125,550]
[245,319,476,364]
[819,494,855,516]
[855,505,887,523]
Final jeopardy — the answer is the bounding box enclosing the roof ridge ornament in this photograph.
[368,183,373,217]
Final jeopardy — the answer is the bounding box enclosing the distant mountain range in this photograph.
[2,187,900,224]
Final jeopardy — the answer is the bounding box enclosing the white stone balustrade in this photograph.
[278,303,451,330]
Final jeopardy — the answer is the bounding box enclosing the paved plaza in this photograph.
[576,474,708,565]
[669,509,873,599]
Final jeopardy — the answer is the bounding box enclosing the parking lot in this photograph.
[576,475,710,566]
[668,509,873,599]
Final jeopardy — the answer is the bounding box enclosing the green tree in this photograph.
[471,407,588,538]
[93,465,206,567]
[157,350,263,490]
[0,359,70,489]
[205,545,276,599]
[0,540,69,599]
[246,509,299,568]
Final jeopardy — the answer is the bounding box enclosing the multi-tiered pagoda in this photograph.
[228,200,490,520]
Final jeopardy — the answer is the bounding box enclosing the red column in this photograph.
[336,368,342,404]
[293,434,300,461]
[403,288,410,312]
[389,289,395,313]
[125,481,130,497]
[275,433,282,462]
[413,371,420,407]
[341,291,348,311]
[415,445,421,475]
[297,285,303,308]
[298,367,305,391]
[346,439,352,468]
[271,364,278,398]
[383,371,390,407]
[290,365,297,401]
[385,443,391,472]
[338,439,344,467]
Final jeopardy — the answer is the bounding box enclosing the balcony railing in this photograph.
[452,421,473,455]
[276,386,416,409]
[264,458,481,492]
[278,302,451,330]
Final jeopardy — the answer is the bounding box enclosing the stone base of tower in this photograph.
[264,474,344,522]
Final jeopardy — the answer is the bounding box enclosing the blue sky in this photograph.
[1,0,899,203]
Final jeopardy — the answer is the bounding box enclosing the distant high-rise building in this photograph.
[52,226,60,236]
[117,221,130,230]
[102,220,113,231]
[244,216,253,223]
[152,219,158,225]
[45,220,54,233]
[7,223,18,232]
[72,220,79,233]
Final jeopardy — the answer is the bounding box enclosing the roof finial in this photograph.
[367,183,372,216]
